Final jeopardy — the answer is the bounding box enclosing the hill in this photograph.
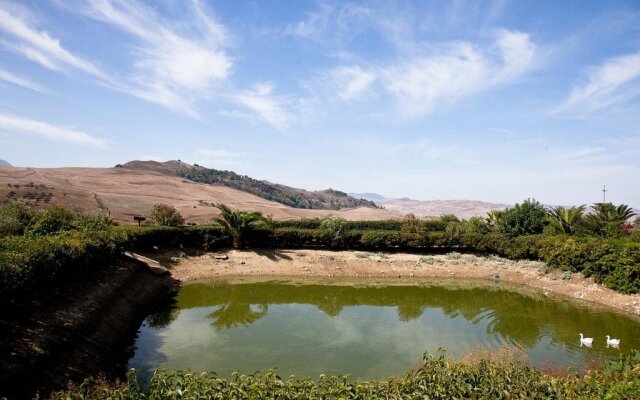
[0,165,397,225]
[120,160,378,210]
[377,198,509,219]
[0,159,11,167]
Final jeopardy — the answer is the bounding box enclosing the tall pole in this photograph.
[602,185,607,203]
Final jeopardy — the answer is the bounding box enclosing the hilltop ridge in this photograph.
[120,160,378,210]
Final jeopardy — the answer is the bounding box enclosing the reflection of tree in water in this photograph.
[397,302,424,322]
[173,282,640,352]
[208,303,268,330]
[146,296,179,328]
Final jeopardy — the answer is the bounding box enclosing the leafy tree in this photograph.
[439,214,460,224]
[214,204,267,249]
[319,215,348,247]
[545,205,585,235]
[0,201,34,236]
[491,199,547,237]
[26,206,75,235]
[149,204,185,227]
[401,213,422,234]
[584,203,636,237]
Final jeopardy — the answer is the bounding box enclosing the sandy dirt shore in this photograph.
[155,249,640,318]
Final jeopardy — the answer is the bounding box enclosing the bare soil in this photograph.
[162,249,640,317]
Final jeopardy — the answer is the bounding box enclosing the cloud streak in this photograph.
[0,113,108,148]
[556,51,640,113]
[0,4,106,79]
[0,67,49,93]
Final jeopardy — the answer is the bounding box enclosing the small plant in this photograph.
[376,252,389,259]
[446,252,461,260]
[419,256,434,265]
[355,251,372,258]
[562,271,573,280]
[295,251,306,257]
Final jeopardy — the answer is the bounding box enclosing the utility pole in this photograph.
[602,185,607,203]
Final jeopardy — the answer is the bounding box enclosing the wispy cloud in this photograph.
[234,83,291,130]
[74,0,232,117]
[0,113,108,148]
[0,3,106,79]
[556,51,640,113]
[0,67,49,93]
[381,30,535,115]
[328,66,376,101]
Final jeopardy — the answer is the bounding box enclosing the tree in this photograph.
[584,203,636,237]
[401,213,422,234]
[319,215,348,247]
[214,204,267,249]
[149,204,184,227]
[26,206,75,235]
[491,199,547,237]
[546,205,585,235]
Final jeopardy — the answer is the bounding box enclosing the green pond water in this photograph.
[129,279,640,380]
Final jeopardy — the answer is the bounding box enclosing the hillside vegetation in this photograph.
[120,160,378,210]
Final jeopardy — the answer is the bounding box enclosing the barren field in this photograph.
[158,249,640,317]
[0,166,399,224]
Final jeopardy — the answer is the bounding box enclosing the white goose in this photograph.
[579,333,593,347]
[606,335,621,348]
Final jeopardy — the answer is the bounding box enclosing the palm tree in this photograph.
[214,204,267,249]
[585,203,637,236]
[546,205,585,235]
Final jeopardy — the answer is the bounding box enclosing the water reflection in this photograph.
[130,280,640,380]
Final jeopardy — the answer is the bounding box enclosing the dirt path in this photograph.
[161,249,640,317]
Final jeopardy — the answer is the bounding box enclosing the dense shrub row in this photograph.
[272,218,449,232]
[53,351,640,399]
[3,224,639,299]
[0,226,226,299]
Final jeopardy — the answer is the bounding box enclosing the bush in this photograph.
[0,201,34,236]
[25,206,75,236]
[148,204,184,227]
[52,351,640,399]
[491,199,547,237]
[319,216,348,247]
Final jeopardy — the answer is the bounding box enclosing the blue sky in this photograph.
[0,0,639,206]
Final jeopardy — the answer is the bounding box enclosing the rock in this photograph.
[213,254,229,260]
[240,261,246,265]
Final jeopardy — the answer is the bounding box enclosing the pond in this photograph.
[129,279,640,380]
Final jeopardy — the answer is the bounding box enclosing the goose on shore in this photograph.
[606,335,620,348]
[579,333,593,347]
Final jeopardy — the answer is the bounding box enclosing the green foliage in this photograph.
[491,199,547,238]
[73,212,115,232]
[172,163,378,210]
[148,203,185,227]
[584,202,636,237]
[319,215,348,247]
[52,351,640,399]
[546,205,585,235]
[25,206,75,235]
[0,201,35,236]
[214,204,267,249]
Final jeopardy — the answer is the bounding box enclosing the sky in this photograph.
[0,0,639,207]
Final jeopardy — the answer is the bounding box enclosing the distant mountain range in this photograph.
[351,193,508,218]
[0,159,12,167]
[121,160,378,210]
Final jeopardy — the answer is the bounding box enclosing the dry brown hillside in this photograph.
[0,166,399,224]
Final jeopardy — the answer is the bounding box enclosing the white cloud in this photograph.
[76,0,232,117]
[556,51,640,113]
[0,113,108,148]
[0,4,106,79]
[329,66,376,101]
[234,83,291,130]
[0,67,48,93]
[381,30,536,115]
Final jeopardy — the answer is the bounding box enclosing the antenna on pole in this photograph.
[602,185,607,203]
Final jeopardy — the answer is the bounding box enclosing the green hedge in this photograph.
[52,351,640,399]
[272,219,448,232]
[0,226,227,300]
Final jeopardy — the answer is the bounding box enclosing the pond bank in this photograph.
[164,248,640,317]
[0,258,177,399]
